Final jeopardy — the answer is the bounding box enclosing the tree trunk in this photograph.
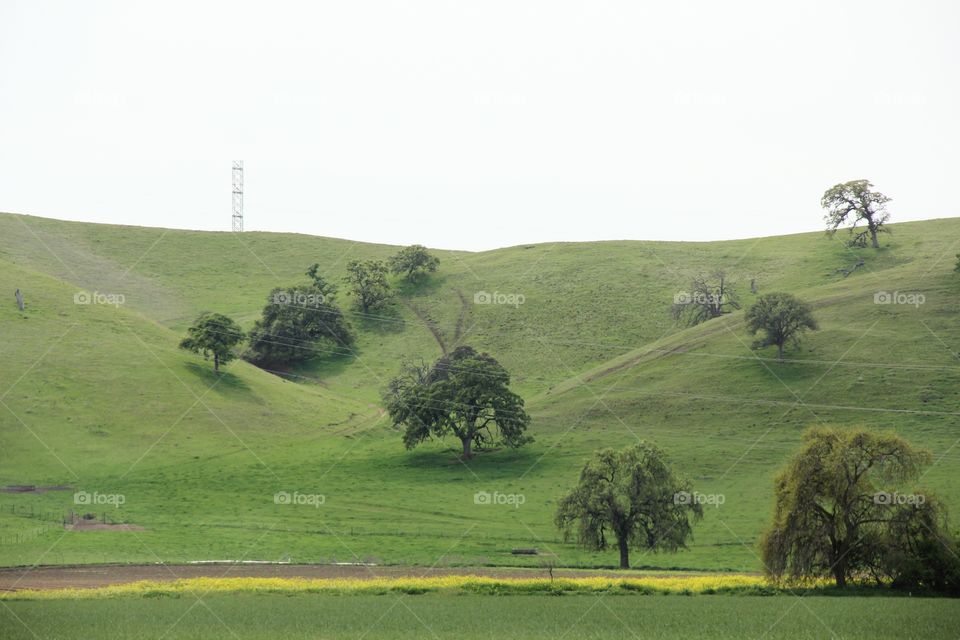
[214,353,220,373]
[831,546,847,588]
[777,343,784,360]
[870,227,879,249]
[618,537,630,569]
[461,437,472,459]
[833,564,847,588]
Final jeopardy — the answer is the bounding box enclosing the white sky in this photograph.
[1,1,957,251]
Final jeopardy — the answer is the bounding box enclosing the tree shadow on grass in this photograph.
[293,348,358,382]
[355,303,406,335]
[183,361,252,395]
[397,443,543,477]
[393,273,448,298]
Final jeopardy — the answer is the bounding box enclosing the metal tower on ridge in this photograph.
[231,161,244,232]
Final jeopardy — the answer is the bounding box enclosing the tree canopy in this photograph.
[672,270,740,326]
[760,426,958,590]
[384,346,531,458]
[345,259,392,313]
[555,442,703,569]
[822,179,891,248]
[389,244,440,281]
[179,312,245,373]
[745,292,818,360]
[245,265,353,366]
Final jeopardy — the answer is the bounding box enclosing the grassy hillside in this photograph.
[1,212,958,571]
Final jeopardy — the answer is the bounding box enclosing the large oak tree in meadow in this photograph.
[384,346,531,459]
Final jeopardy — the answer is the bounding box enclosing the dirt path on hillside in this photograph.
[401,299,448,355]
[0,564,722,591]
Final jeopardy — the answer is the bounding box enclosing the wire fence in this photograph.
[0,503,133,545]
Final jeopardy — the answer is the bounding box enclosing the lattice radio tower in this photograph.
[231,161,244,232]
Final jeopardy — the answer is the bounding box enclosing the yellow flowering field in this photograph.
[0,573,824,600]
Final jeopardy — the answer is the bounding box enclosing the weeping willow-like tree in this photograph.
[760,427,942,588]
[555,443,702,569]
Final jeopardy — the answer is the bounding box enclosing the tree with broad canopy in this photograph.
[384,346,531,459]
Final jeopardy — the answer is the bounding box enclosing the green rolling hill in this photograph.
[1,211,958,572]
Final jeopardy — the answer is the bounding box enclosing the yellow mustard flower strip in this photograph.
[0,574,803,600]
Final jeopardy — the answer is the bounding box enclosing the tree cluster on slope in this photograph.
[245,265,354,366]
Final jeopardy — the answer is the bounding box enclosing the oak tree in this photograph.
[745,292,818,360]
[672,270,741,326]
[389,245,440,281]
[245,266,353,366]
[180,312,245,373]
[345,259,392,313]
[385,346,531,458]
[822,180,891,248]
[555,443,703,569]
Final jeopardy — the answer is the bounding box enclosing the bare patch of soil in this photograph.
[64,514,145,532]
[1,485,72,494]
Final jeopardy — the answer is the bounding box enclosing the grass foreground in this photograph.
[2,593,958,639]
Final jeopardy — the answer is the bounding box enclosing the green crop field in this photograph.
[3,594,960,640]
[1,212,959,638]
